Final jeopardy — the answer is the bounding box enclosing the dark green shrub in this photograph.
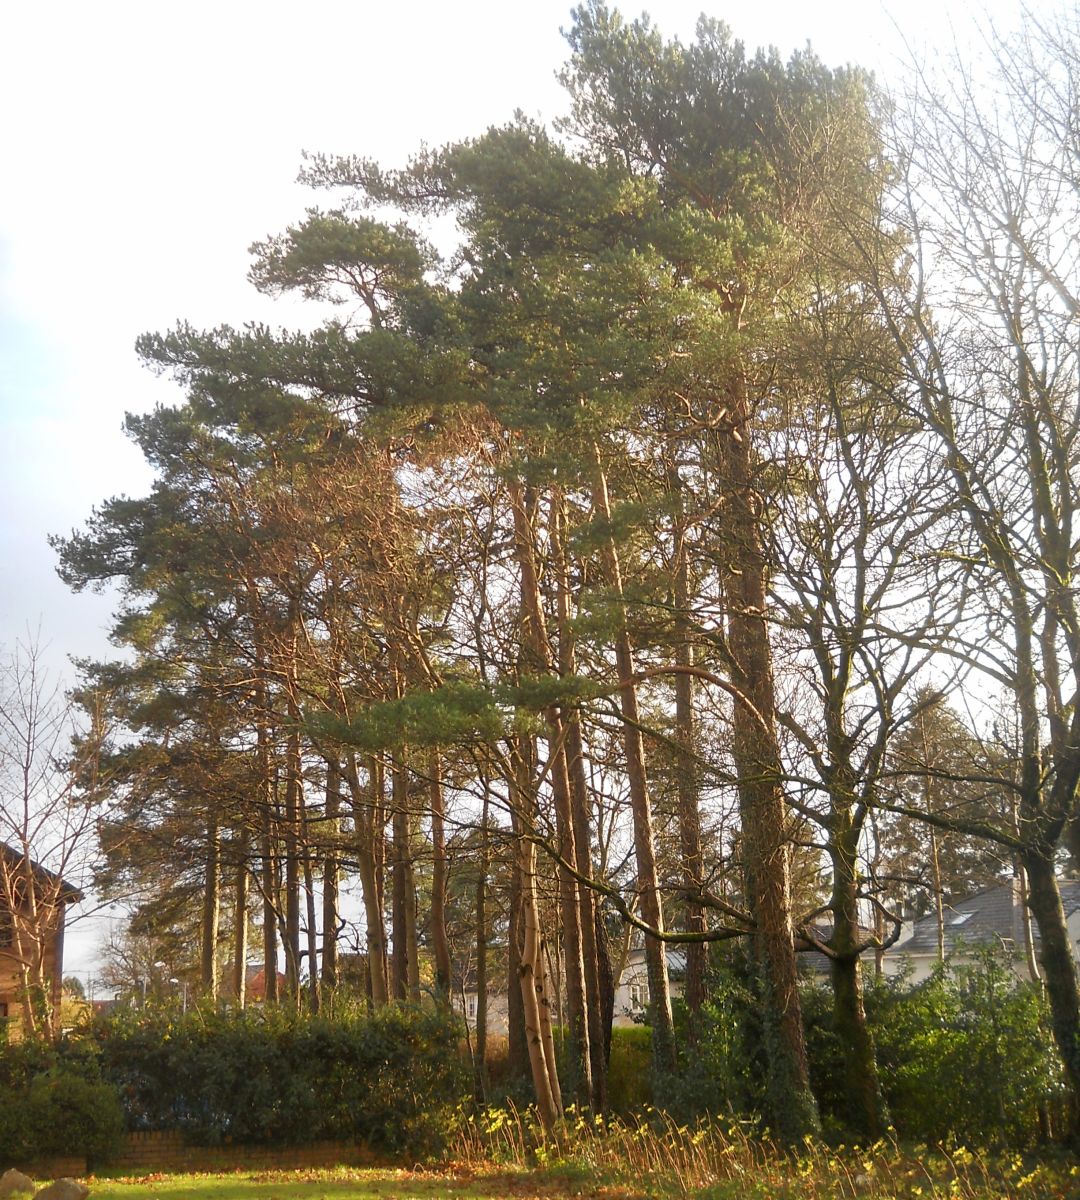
[873,952,1062,1146]
[656,950,768,1124]
[607,1025,653,1113]
[803,949,1063,1146]
[90,1002,467,1155]
[0,1067,124,1169]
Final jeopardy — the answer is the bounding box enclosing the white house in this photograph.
[881,879,1080,984]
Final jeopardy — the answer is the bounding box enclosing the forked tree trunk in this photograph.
[507,818,531,1086]
[260,810,279,1006]
[827,817,886,1138]
[283,730,303,1009]
[473,783,491,1103]
[302,842,320,1015]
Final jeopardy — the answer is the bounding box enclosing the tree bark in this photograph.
[827,817,886,1138]
[473,782,491,1103]
[429,748,453,1007]
[321,759,341,1002]
[233,830,249,1009]
[391,751,412,1002]
[590,448,676,1074]
[283,730,303,1009]
[201,810,220,1001]
[510,478,593,1105]
[345,754,388,1007]
[260,808,279,1005]
[551,490,607,1109]
[671,468,707,1023]
[719,383,819,1141]
[1024,850,1080,1138]
[515,748,563,1133]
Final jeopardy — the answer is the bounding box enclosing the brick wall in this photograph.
[23,1131,370,1179]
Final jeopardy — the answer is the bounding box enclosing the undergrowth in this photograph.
[451,1104,1079,1199]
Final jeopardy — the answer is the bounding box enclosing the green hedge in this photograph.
[0,1002,468,1161]
[0,1065,124,1170]
[90,1003,466,1153]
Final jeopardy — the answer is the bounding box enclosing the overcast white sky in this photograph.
[0,0,1029,981]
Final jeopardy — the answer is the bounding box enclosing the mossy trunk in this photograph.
[1024,850,1080,1140]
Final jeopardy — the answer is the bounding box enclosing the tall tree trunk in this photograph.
[1023,851,1080,1139]
[506,816,531,1086]
[473,782,491,1104]
[345,755,389,1007]
[391,752,410,1002]
[255,673,278,1005]
[302,840,320,1015]
[551,490,607,1109]
[827,817,886,1138]
[1016,863,1041,982]
[519,830,563,1133]
[429,749,453,1007]
[201,810,220,1000]
[595,904,615,1066]
[590,448,676,1074]
[233,830,249,1009]
[719,383,819,1141]
[512,734,563,1128]
[260,808,279,1005]
[918,711,946,965]
[283,729,303,1009]
[671,468,707,1024]
[322,759,340,1003]
[510,478,592,1105]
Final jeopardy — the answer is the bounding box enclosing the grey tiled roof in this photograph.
[894,880,1080,955]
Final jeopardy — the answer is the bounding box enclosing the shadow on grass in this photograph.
[85,1166,609,1200]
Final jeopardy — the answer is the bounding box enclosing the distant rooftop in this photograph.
[895,880,1080,956]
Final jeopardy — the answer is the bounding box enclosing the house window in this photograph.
[0,909,11,948]
[630,982,647,1010]
[466,994,477,1020]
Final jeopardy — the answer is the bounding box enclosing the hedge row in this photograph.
[0,1004,465,1164]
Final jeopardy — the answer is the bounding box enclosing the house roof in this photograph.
[0,843,83,904]
[894,879,1080,956]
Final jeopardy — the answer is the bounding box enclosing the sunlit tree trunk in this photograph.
[590,447,676,1074]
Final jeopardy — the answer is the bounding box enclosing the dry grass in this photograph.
[451,1104,1080,1199]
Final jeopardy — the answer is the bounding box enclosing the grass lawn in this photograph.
[73,1157,1080,1200]
[83,1167,633,1200]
